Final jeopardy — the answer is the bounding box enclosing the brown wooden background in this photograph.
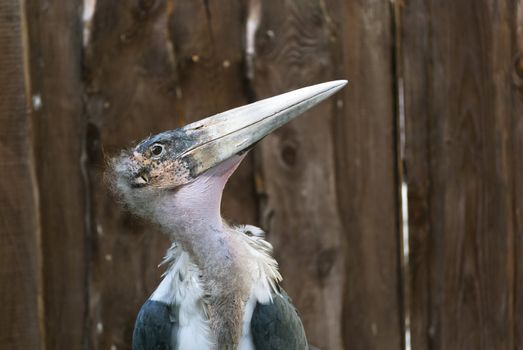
[1,0,522,349]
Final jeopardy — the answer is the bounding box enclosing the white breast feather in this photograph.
[151,249,212,349]
[150,225,281,350]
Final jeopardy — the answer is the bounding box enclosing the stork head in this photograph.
[109,80,347,224]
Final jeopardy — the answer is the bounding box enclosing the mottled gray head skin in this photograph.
[109,80,347,217]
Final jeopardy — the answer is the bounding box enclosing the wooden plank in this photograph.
[24,0,87,348]
[514,2,523,348]
[84,1,256,348]
[251,1,402,349]
[332,1,404,349]
[0,1,43,349]
[403,0,517,348]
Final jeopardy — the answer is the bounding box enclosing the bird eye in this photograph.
[150,144,165,157]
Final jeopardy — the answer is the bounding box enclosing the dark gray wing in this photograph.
[132,299,178,350]
[251,290,309,350]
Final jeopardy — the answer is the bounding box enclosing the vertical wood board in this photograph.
[333,0,404,349]
[25,0,87,348]
[403,1,517,348]
[0,1,42,349]
[514,1,523,348]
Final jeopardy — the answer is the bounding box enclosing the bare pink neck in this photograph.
[151,155,245,269]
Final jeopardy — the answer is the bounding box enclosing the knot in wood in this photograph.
[280,139,299,167]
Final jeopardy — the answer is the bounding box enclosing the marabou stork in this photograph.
[109,80,347,350]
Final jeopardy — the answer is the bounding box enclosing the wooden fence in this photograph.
[1,0,522,349]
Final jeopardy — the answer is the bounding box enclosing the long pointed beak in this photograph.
[179,80,347,177]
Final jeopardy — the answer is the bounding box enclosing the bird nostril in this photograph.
[133,174,149,186]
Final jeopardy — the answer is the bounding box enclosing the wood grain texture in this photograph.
[4,1,522,349]
[402,0,517,348]
[332,1,404,349]
[84,1,256,348]
[250,1,345,348]
[24,0,87,348]
[250,1,402,349]
[514,2,523,348]
[0,1,43,349]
